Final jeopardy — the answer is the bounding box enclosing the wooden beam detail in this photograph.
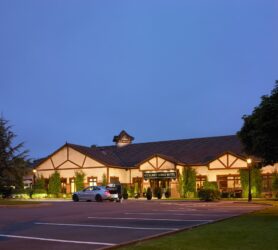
[229,158,238,168]
[50,157,55,169]
[81,156,87,168]
[148,160,156,170]
[67,146,69,160]
[217,158,227,168]
[158,160,167,169]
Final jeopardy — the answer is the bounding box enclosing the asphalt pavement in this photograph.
[0,200,267,250]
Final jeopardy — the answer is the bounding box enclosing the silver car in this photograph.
[72,186,111,202]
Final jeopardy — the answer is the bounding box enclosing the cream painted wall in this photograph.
[37,167,107,184]
[130,169,142,180]
[209,154,247,169]
[83,157,105,168]
[139,157,175,171]
[140,161,155,171]
[231,158,247,168]
[209,160,226,169]
[82,168,107,183]
[159,161,175,170]
[52,147,67,167]
[68,148,85,166]
[57,161,80,170]
[36,159,54,170]
[192,165,241,182]
[261,163,278,174]
[109,168,129,183]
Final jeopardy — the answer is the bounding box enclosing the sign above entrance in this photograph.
[143,171,177,179]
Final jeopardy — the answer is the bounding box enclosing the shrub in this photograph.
[123,187,128,199]
[101,173,107,186]
[143,188,147,197]
[34,175,47,194]
[128,185,135,198]
[156,187,162,199]
[272,171,278,199]
[134,183,140,198]
[146,187,152,200]
[178,167,197,198]
[0,187,13,198]
[165,188,171,198]
[239,168,262,198]
[198,188,220,201]
[203,181,218,190]
[75,171,85,191]
[48,171,61,196]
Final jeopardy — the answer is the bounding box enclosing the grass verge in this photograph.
[119,201,278,250]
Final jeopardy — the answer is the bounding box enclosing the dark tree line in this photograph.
[0,116,29,190]
[238,81,278,165]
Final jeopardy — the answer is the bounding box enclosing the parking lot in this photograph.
[0,200,267,250]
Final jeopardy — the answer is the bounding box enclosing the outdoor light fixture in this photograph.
[247,158,252,202]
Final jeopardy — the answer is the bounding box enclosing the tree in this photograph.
[272,171,278,198]
[34,175,46,193]
[178,167,196,198]
[48,171,61,196]
[238,81,278,165]
[0,116,28,190]
[75,170,85,191]
[101,173,107,186]
[239,168,262,198]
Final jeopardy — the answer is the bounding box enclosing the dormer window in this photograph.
[113,130,134,147]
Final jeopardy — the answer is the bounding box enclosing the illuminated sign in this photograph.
[143,172,177,179]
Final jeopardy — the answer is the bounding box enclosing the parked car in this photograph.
[72,186,111,202]
[106,183,122,202]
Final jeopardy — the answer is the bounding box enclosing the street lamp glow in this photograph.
[32,169,37,173]
[247,158,252,164]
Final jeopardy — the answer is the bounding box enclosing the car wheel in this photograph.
[72,194,79,202]
[95,194,103,202]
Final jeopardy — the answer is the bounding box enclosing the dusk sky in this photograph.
[0,1,277,159]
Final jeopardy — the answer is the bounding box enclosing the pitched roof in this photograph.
[68,135,247,168]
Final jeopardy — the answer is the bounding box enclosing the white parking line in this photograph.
[0,234,115,246]
[35,222,179,231]
[88,216,213,222]
[125,212,233,216]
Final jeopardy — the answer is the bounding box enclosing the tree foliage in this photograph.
[272,171,278,198]
[34,175,46,193]
[238,81,278,165]
[75,170,85,191]
[0,116,28,189]
[239,168,262,198]
[178,167,196,198]
[101,173,107,186]
[48,171,61,195]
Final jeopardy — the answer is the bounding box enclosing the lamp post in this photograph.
[32,169,37,188]
[247,158,252,202]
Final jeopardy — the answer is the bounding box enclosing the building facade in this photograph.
[34,131,277,197]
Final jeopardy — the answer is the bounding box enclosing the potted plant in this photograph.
[165,188,171,198]
[123,187,128,200]
[146,187,152,200]
[156,187,162,199]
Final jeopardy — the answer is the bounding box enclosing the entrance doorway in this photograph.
[150,179,170,197]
